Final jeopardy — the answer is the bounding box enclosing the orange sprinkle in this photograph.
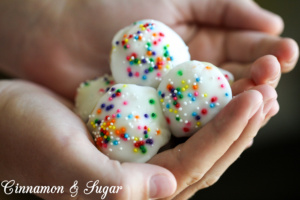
[121,127,126,133]
[135,115,140,119]
[152,33,157,37]
[205,66,212,70]
[111,119,116,123]
[138,35,142,40]
[147,51,152,56]
[167,57,171,61]
[156,57,163,62]
[156,129,161,135]
[115,130,120,135]
[193,85,198,90]
[97,109,102,114]
[123,34,127,38]
[167,84,173,90]
[157,65,163,69]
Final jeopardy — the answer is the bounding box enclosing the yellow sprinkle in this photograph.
[185,85,189,88]
[182,88,186,92]
[124,38,128,43]
[174,110,178,114]
[197,122,201,126]
[147,128,151,132]
[166,65,170,69]
[134,137,138,141]
[169,109,173,113]
[123,84,127,87]
[104,135,107,139]
[181,80,185,84]
[204,93,208,97]
[160,99,164,102]
[133,148,138,153]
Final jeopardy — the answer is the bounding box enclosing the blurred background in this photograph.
[1,0,299,199]
[193,0,300,199]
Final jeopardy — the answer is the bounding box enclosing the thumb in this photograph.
[60,141,177,200]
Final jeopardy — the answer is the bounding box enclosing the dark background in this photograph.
[193,0,300,199]
[1,0,299,199]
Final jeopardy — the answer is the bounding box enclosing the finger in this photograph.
[51,140,177,200]
[231,78,255,96]
[179,0,283,34]
[149,89,263,199]
[222,55,281,88]
[176,104,265,200]
[176,86,278,199]
[225,31,299,72]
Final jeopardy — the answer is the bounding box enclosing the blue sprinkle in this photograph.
[196,77,200,82]
[191,97,196,101]
[124,133,129,138]
[116,113,121,118]
[192,112,197,116]
[210,103,215,108]
[113,140,119,145]
[166,104,170,109]
[128,114,133,119]
[142,75,147,80]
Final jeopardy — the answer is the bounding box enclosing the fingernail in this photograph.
[149,174,173,199]
[263,99,276,116]
[246,90,263,118]
[267,70,280,85]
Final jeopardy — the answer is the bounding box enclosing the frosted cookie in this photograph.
[110,19,190,88]
[87,84,171,163]
[219,68,234,85]
[75,74,115,122]
[157,61,233,137]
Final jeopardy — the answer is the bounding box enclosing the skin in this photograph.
[0,0,298,199]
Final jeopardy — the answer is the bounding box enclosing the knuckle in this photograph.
[200,175,221,189]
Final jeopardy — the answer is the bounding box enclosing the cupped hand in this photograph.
[0,0,298,99]
[0,80,176,200]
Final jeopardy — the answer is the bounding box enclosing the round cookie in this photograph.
[218,67,234,85]
[157,60,233,137]
[110,19,190,88]
[75,74,115,122]
[87,84,171,163]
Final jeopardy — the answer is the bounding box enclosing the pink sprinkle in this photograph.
[99,89,105,93]
[156,72,161,77]
[127,67,131,72]
[137,126,142,130]
[221,84,225,88]
[194,92,199,96]
[217,77,221,80]
[135,72,140,77]
[112,114,116,118]
[108,97,113,101]
[173,97,177,100]
[117,109,121,113]
[123,101,128,105]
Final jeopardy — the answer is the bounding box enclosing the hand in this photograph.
[0,80,177,200]
[0,80,278,200]
[0,0,298,99]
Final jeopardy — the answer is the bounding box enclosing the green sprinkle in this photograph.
[177,70,183,76]
[149,99,155,105]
